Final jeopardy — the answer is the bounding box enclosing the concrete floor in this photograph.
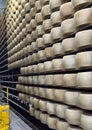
[10,111,33,130]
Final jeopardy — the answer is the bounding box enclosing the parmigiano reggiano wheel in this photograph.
[26,23,32,33]
[75,30,92,49]
[50,0,62,11]
[29,106,35,116]
[46,102,56,115]
[78,93,92,110]
[53,74,63,86]
[40,113,47,124]
[43,19,52,32]
[60,2,74,20]
[43,33,52,46]
[31,8,36,18]
[62,38,75,53]
[51,27,62,41]
[46,89,54,100]
[39,100,47,112]
[64,91,79,106]
[29,0,35,7]
[56,104,68,119]
[56,120,68,130]
[51,11,61,26]
[81,113,92,130]
[54,89,65,102]
[45,47,54,59]
[36,38,44,49]
[47,115,57,129]
[33,98,39,109]
[45,75,54,85]
[63,74,77,87]
[65,108,82,126]
[37,63,44,73]
[39,88,46,98]
[33,87,39,96]
[35,0,42,13]
[42,5,51,19]
[52,42,63,56]
[61,18,76,38]
[24,2,31,12]
[74,8,92,29]
[37,50,46,61]
[44,61,53,72]
[25,13,31,23]
[36,25,45,37]
[34,110,40,120]
[38,75,45,85]
[31,19,36,29]
[52,59,63,71]
[35,12,43,24]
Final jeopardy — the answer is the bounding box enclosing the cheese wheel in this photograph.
[37,63,44,73]
[37,50,46,61]
[31,8,36,18]
[63,74,77,87]
[36,38,44,49]
[36,25,44,37]
[46,102,56,115]
[35,0,42,12]
[51,11,61,26]
[29,0,35,7]
[65,108,82,126]
[28,76,33,84]
[78,93,92,110]
[67,126,82,130]
[29,106,35,116]
[56,120,68,130]
[63,55,76,70]
[33,87,39,96]
[40,113,47,124]
[56,104,68,119]
[45,47,54,59]
[71,0,92,10]
[74,8,92,29]
[61,18,76,38]
[31,30,37,40]
[81,113,92,130]
[39,88,46,98]
[52,59,63,71]
[50,0,62,11]
[25,86,29,94]
[62,38,75,53]
[39,100,47,111]
[43,19,52,32]
[31,19,36,29]
[47,116,57,129]
[21,8,26,17]
[26,23,32,33]
[77,51,92,69]
[32,76,38,84]
[75,30,92,49]
[45,75,54,85]
[51,27,62,41]
[64,91,79,106]
[43,33,52,46]
[38,75,45,85]
[54,89,65,102]
[24,2,31,12]
[35,12,43,24]
[52,43,62,57]
[33,98,39,108]
[46,89,54,100]
[60,2,74,20]
[31,42,37,52]
[34,110,40,120]
[77,72,92,88]
[53,74,63,86]
[42,5,51,18]
[25,12,31,23]
[44,61,53,72]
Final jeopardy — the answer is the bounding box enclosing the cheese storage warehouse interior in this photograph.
[0,0,92,130]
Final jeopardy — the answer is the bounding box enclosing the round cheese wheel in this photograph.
[36,38,45,49]
[46,102,56,115]
[60,2,74,20]
[39,88,46,98]
[63,74,77,87]
[71,0,92,10]
[74,8,92,29]
[35,12,43,24]
[33,87,39,96]
[37,50,46,61]
[47,115,57,129]
[36,25,45,37]
[45,47,54,59]
[44,61,53,72]
[50,0,62,11]
[51,27,62,41]
[32,76,38,84]
[40,113,47,124]
[54,89,65,102]
[43,33,52,46]
[77,51,92,69]
[29,0,35,7]
[43,19,52,32]
[65,108,82,126]
[56,104,68,119]
[52,59,63,71]
[62,38,75,53]
[34,110,40,120]
[53,74,63,86]
[64,91,79,106]
[45,75,54,85]
[42,5,51,19]
[37,63,44,73]
[46,88,54,100]
[24,2,31,12]
[31,30,37,40]
[25,13,31,23]
[33,98,39,108]
[51,11,61,26]
[29,106,35,116]
[30,19,36,29]
[39,100,47,111]
[26,23,32,33]
[31,7,36,18]
[77,72,92,88]
[78,93,92,110]
[67,126,82,130]
[56,120,68,130]
[38,75,45,85]
[63,55,76,70]
[52,42,63,56]
[75,30,92,49]
[81,113,92,130]
[61,18,76,38]
[35,0,42,13]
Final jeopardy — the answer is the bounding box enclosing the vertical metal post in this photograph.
[6,87,8,103]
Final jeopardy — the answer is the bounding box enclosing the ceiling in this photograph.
[0,0,6,15]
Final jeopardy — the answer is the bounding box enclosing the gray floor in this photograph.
[10,111,33,130]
